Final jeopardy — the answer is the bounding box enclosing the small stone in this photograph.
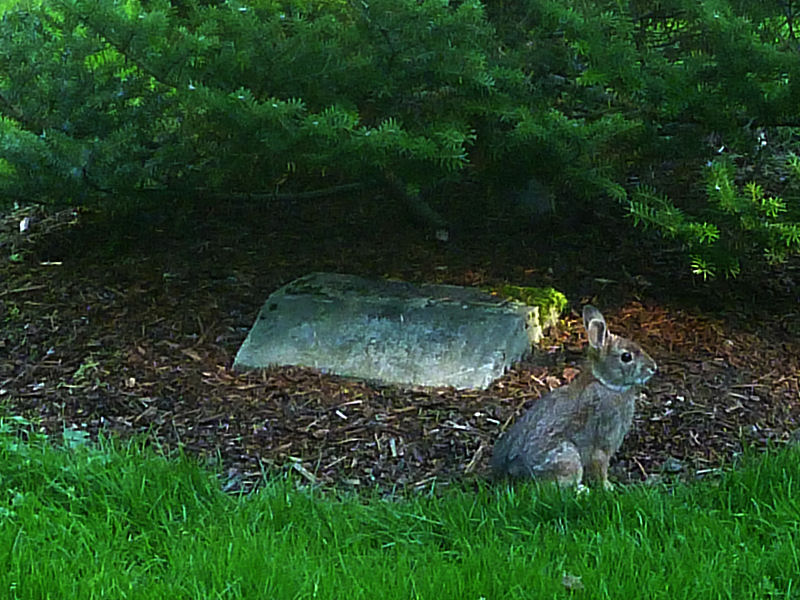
[661,456,684,473]
[562,573,584,591]
[788,428,800,445]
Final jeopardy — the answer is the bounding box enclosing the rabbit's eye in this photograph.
[621,351,633,363]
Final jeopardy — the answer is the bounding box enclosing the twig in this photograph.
[0,284,46,297]
[192,182,364,202]
[464,442,485,474]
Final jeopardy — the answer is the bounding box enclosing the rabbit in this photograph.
[490,305,657,489]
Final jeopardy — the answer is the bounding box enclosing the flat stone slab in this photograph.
[233,273,562,389]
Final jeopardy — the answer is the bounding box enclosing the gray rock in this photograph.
[234,272,563,389]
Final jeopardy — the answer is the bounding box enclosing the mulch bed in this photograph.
[1,193,798,493]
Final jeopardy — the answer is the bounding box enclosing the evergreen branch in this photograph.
[0,91,46,134]
[144,183,365,203]
[55,2,181,91]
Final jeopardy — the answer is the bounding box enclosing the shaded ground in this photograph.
[1,191,798,492]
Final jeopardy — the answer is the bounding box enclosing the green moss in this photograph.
[483,285,567,332]
[492,285,567,313]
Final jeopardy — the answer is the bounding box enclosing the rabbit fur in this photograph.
[491,305,657,488]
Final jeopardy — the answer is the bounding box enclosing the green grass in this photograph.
[1,419,798,599]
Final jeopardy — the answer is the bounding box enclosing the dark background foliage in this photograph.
[1,0,799,277]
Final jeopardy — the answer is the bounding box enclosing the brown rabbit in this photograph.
[491,305,657,488]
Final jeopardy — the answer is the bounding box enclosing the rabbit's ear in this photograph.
[583,305,607,349]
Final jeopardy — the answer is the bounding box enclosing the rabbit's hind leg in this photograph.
[541,441,583,487]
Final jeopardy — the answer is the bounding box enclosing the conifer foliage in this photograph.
[0,0,798,276]
[0,0,500,200]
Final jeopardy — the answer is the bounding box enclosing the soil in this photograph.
[1,190,798,493]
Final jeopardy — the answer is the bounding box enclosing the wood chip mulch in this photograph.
[1,196,798,493]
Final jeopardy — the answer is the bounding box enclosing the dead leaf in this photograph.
[181,348,203,361]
